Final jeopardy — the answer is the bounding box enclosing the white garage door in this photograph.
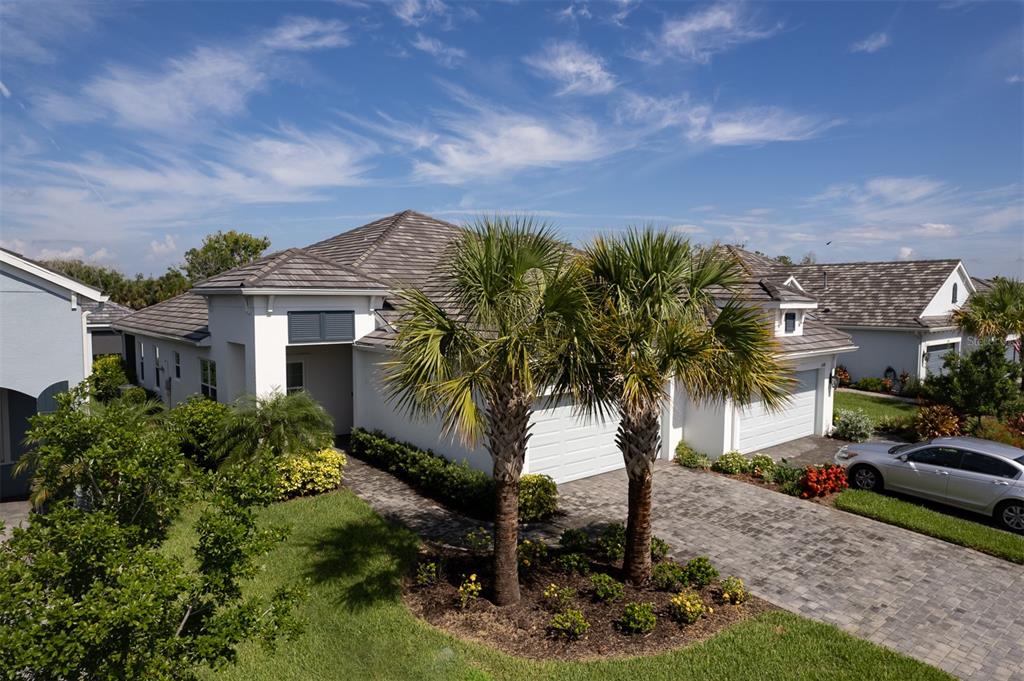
[926,343,957,376]
[737,369,818,453]
[528,398,622,483]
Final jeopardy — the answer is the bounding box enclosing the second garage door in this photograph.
[527,398,623,483]
[737,369,818,453]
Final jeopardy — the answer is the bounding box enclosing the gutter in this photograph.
[781,344,859,360]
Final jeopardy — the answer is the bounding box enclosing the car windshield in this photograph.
[1017,455,1024,465]
[889,444,916,455]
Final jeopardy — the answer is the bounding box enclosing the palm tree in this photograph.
[955,278,1024,346]
[582,230,791,584]
[384,217,593,606]
[217,390,335,465]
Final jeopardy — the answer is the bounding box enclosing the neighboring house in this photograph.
[81,299,132,358]
[115,211,856,482]
[754,256,980,382]
[0,248,107,500]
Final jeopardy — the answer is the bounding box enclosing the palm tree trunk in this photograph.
[487,382,532,606]
[617,405,661,585]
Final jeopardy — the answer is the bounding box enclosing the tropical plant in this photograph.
[580,232,790,583]
[914,405,962,440]
[954,278,1024,351]
[383,217,593,606]
[167,395,232,470]
[925,340,1022,426]
[217,390,334,465]
[88,355,129,402]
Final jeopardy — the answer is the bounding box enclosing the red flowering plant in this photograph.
[799,464,849,498]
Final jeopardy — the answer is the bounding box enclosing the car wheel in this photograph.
[849,465,883,492]
[996,500,1024,534]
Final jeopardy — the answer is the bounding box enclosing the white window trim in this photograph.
[200,358,218,400]
[139,342,145,382]
[174,351,181,379]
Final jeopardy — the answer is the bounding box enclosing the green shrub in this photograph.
[458,574,481,608]
[668,590,709,624]
[650,536,671,562]
[913,405,961,441]
[596,522,626,562]
[899,376,926,398]
[925,340,1023,422]
[276,448,346,499]
[675,442,711,470]
[541,583,576,612]
[749,453,776,479]
[683,556,719,587]
[166,395,231,470]
[832,409,873,442]
[853,377,888,393]
[554,552,590,575]
[517,538,548,571]
[772,460,804,496]
[548,609,590,640]
[876,415,915,439]
[519,474,558,522]
[616,602,656,635]
[589,573,625,603]
[559,528,590,553]
[465,527,492,554]
[651,561,687,591]
[720,576,749,604]
[415,561,440,587]
[121,385,149,404]
[88,355,128,402]
[974,416,1024,448]
[711,450,750,475]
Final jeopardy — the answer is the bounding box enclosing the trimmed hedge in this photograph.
[349,428,558,522]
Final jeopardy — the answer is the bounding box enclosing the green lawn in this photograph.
[835,489,1024,564]
[166,489,951,681]
[834,391,918,423]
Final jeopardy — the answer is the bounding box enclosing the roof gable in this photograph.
[0,247,107,302]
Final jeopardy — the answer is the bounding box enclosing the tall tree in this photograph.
[582,231,790,584]
[384,217,592,605]
[184,230,271,282]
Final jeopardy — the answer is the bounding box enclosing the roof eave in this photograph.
[782,344,859,360]
[113,323,209,346]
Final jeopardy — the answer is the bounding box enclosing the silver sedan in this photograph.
[835,436,1024,533]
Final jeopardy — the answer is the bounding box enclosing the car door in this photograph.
[884,446,962,499]
[945,451,1021,512]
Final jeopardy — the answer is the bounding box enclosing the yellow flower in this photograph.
[469,574,477,581]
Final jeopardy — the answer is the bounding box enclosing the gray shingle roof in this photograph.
[115,292,210,342]
[82,300,133,326]
[777,316,855,355]
[193,248,387,291]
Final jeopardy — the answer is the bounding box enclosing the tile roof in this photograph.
[777,316,856,355]
[82,300,133,326]
[193,248,387,291]
[115,292,210,343]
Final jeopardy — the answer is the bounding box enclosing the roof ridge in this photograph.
[288,247,390,288]
[783,258,961,269]
[243,248,300,287]
[350,209,412,269]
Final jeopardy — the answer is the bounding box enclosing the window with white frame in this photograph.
[139,342,145,382]
[174,351,181,379]
[952,282,958,304]
[286,361,304,394]
[154,345,162,387]
[200,359,217,400]
[784,312,797,334]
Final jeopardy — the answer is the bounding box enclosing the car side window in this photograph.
[906,447,962,468]
[960,452,1019,479]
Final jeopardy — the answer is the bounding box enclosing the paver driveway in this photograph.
[557,463,1024,681]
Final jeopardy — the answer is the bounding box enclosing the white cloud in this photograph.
[670,223,707,234]
[914,222,956,237]
[0,0,102,64]
[644,3,782,64]
[524,42,616,95]
[0,81,10,99]
[863,176,945,204]
[148,234,177,258]
[850,31,890,54]
[897,246,915,260]
[262,16,350,51]
[410,33,466,68]
[688,106,843,146]
[34,245,113,262]
[392,0,448,26]
[556,1,592,24]
[1007,75,1024,84]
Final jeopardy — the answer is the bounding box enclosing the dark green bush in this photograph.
[167,395,231,470]
[554,552,590,575]
[683,556,719,587]
[853,377,888,393]
[772,460,804,496]
[675,442,711,470]
[121,385,149,404]
[589,573,624,602]
[925,340,1023,422]
[616,602,656,635]
[559,528,591,553]
[595,522,626,562]
[650,536,671,562]
[519,474,558,522]
[651,561,687,591]
[711,450,750,475]
[548,609,590,640]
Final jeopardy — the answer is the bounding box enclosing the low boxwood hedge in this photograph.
[350,428,557,523]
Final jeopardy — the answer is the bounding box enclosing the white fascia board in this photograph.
[193,287,390,297]
[783,275,805,291]
[779,301,818,310]
[0,249,108,302]
[836,324,957,333]
[115,325,206,346]
[782,344,859,360]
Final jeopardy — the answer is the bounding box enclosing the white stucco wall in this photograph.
[921,266,972,318]
[286,344,353,434]
[132,334,209,407]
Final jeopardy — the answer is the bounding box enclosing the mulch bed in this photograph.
[404,546,776,661]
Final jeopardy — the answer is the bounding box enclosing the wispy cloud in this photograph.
[392,0,448,26]
[0,0,103,64]
[524,41,616,95]
[850,31,890,54]
[897,246,915,260]
[148,234,178,260]
[410,33,466,68]
[641,3,782,64]
[1008,74,1024,84]
[0,82,10,99]
[262,16,350,51]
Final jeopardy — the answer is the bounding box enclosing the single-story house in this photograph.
[116,212,856,482]
[747,255,984,382]
[0,248,108,500]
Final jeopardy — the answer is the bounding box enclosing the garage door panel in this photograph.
[527,398,622,483]
[738,370,817,452]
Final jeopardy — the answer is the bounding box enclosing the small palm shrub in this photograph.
[554,552,590,575]
[711,450,750,475]
[749,453,776,479]
[616,602,656,635]
[720,576,749,604]
[519,474,558,522]
[517,538,548,571]
[668,590,709,624]
[465,527,492,555]
[651,561,687,591]
[548,609,590,640]
[650,536,671,562]
[458,574,481,608]
[914,405,962,440]
[541,583,576,612]
[675,442,711,470]
[596,523,626,562]
[682,556,718,587]
[415,561,440,587]
[276,448,346,499]
[589,573,624,603]
[832,409,873,442]
[559,527,591,553]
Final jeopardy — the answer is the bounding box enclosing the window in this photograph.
[287,311,355,343]
[286,361,304,394]
[139,342,145,382]
[784,312,797,334]
[907,447,962,468]
[174,351,181,379]
[960,452,1018,479]
[154,346,161,387]
[952,283,958,304]
[200,359,218,401]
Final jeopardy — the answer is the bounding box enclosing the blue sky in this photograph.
[1,0,1021,277]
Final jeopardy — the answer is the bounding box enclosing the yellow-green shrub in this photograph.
[276,448,346,499]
